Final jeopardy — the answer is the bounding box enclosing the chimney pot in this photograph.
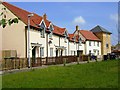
[43,13,47,20]
[76,25,79,31]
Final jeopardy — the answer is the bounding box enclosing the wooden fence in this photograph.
[1,55,91,71]
[46,56,77,65]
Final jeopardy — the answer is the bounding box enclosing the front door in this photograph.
[77,50,83,57]
[32,46,36,65]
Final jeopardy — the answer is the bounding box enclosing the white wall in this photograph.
[2,4,26,58]
[48,34,59,57]
[60,37,69,56]
[69,41,77,55]
[28,29,47,58]
[0,3,2,62]
[77,43,85,54]
[85,41,101,55]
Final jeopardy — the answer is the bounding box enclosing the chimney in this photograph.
[76,25,79,31]
[43,13,47,20]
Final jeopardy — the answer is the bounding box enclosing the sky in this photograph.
[9,2,118,45]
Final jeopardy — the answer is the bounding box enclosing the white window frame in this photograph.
[49,24,53,39]
[40,21,45,38]
[89,41,91,46]
[40,47,44,57]
[50,48,53,57]
[97,42,99,47]
[94,41,95,46]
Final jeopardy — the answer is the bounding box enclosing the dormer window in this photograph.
[64,31,68,43]
[79,38,82,45]
[64,36,67,43]
[49,25,53,39]
[40,21,45,38]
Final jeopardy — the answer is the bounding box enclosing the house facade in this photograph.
[0,2,112,63]
[91,25,112,55]
[74,26,101,56]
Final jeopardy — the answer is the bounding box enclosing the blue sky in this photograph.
[10,2,118,45]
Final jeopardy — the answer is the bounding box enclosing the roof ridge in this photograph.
[2,2,31,15]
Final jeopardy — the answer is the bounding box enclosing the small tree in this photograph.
[0,7,19,28]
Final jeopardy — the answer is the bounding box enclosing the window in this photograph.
[40,47,44,56]
[97,50,99,55]
[49,25,53,38]
[106,43,109,48]
[64,31,68,43]
[74,51,76,55]
[97,42,99,47]
[65,49,67,56]
[50,48,53,57]
[94,41,95,46]
[71,51,74,55]
[89,41,91,46]
[79,38,82,45]
[64,36,67,43]
[40,22,45,38]
[49,31,53,38]
[41,30,45,38]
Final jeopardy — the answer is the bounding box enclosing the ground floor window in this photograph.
[50,48,53,57]
[71,50,75,56]
[40,47,44,57]
[65,49,67,56]
[97,50,99,55]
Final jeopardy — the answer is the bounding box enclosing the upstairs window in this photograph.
[94,41,95,46]
[49,25,53,38]
[40,22,45,38]
[64,31,68,43]
[49,32,53,38]
[97,42,99,47]
[89,41,91,46]
[79,38,82,45]
[106,43,109,48]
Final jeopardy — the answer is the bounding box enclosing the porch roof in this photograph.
[55,46,66,50]
[31,43,42,47]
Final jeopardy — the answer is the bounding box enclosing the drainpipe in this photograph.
[68,39,69,56]
[46,33,48,63]
[59,36,60,56]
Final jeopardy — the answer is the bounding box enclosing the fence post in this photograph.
[63,58,66,66]
[87,56,90,63]
[5,59,6,70]
[96,56,98,62]
[40,57,42,66]
[18,58,20,69]
[77,57,79,64]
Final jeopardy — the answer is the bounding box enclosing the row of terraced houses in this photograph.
[0,2,112,62]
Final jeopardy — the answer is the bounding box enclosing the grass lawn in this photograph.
[2,60,119,88]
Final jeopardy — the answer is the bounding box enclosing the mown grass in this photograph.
[2,60,119,88]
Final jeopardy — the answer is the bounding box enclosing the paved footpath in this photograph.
[0,60,102,75]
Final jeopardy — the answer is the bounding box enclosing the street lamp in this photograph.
[28,13,34,68]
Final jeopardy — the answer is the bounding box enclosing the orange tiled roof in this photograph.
[68,34,74,42]
[2,2,67,36]
[79,30,100,41]
[2,2,43,28]
[53,25,66,36]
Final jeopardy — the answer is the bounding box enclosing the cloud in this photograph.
[73,16,86,25]
[110,14,118,22]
